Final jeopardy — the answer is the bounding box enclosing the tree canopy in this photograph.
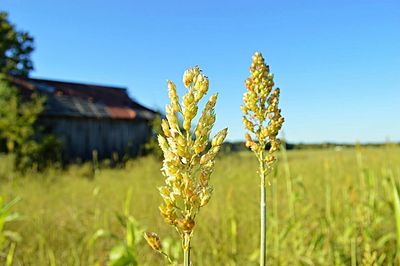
[0,76,44,153]
[0,11,34,76]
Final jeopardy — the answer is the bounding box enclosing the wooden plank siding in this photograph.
[39,117,151,161]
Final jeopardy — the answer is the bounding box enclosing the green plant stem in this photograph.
[183,233,191,266]
[390,175,400,257]
[351,237,356,266]
[161,251,174,264]
[6,243,16,266]
[259,152,267,266]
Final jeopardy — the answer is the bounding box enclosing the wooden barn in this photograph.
[10,76,157,161]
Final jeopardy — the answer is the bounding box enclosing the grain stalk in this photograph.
[145,66,227,266]
[390,174,400,261]
[241,52,284,266]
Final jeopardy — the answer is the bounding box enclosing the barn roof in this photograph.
[10,76,157,120]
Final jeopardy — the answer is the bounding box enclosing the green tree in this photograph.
[0,76,44,153]
[142,113,163,158]
[0,11,34,76]
[0,76,57,171]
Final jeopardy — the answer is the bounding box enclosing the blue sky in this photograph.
[2,0,399,143]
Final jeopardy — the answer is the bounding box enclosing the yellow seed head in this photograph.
[242,116,254,132]
[211,128,228,147]
[158,66,227,243]
[161,119,171,137]
[242,51,284,164]
[183,70,194,88]
[167,80,180,112]
[144,232,162,252]
[176,217,195,233]
[199,189,212,207]
[165,105,180,133]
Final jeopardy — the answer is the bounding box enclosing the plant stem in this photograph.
[183,233,191,266]
[351,238,356,266]
[161,251,174,264]
[259,153,267,266]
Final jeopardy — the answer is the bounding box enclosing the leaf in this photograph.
[3,230,22,242]
[88,229,112,247]
[109,244,125,262]
[377,233,396,248]
[4,212,21,223]
[115,213,126,228]
[391,176,400,255]
[0,197,21,216]
[126,218,135,248]
[108,244,137,266]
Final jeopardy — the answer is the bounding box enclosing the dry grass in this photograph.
[0,146,399,265]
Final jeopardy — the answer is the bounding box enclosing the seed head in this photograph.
[144,232,162,252]
[242,52,284,164]
[167,80,180,112]
[157,66,227,238]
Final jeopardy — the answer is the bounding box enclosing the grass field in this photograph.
[1,146,400,265]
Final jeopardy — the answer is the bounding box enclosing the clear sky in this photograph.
[2,0,399,143]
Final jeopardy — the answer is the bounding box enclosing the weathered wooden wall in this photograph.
[40,117,151,161]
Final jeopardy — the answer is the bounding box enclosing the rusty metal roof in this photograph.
[10,76,156,120]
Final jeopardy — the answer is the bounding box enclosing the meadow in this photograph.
[0,146,399,265]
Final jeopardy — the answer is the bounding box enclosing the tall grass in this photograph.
[242,52,284,265]
[0,146,399,265]
[0,195,20,265]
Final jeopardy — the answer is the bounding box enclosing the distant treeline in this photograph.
[220,141,400,152]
